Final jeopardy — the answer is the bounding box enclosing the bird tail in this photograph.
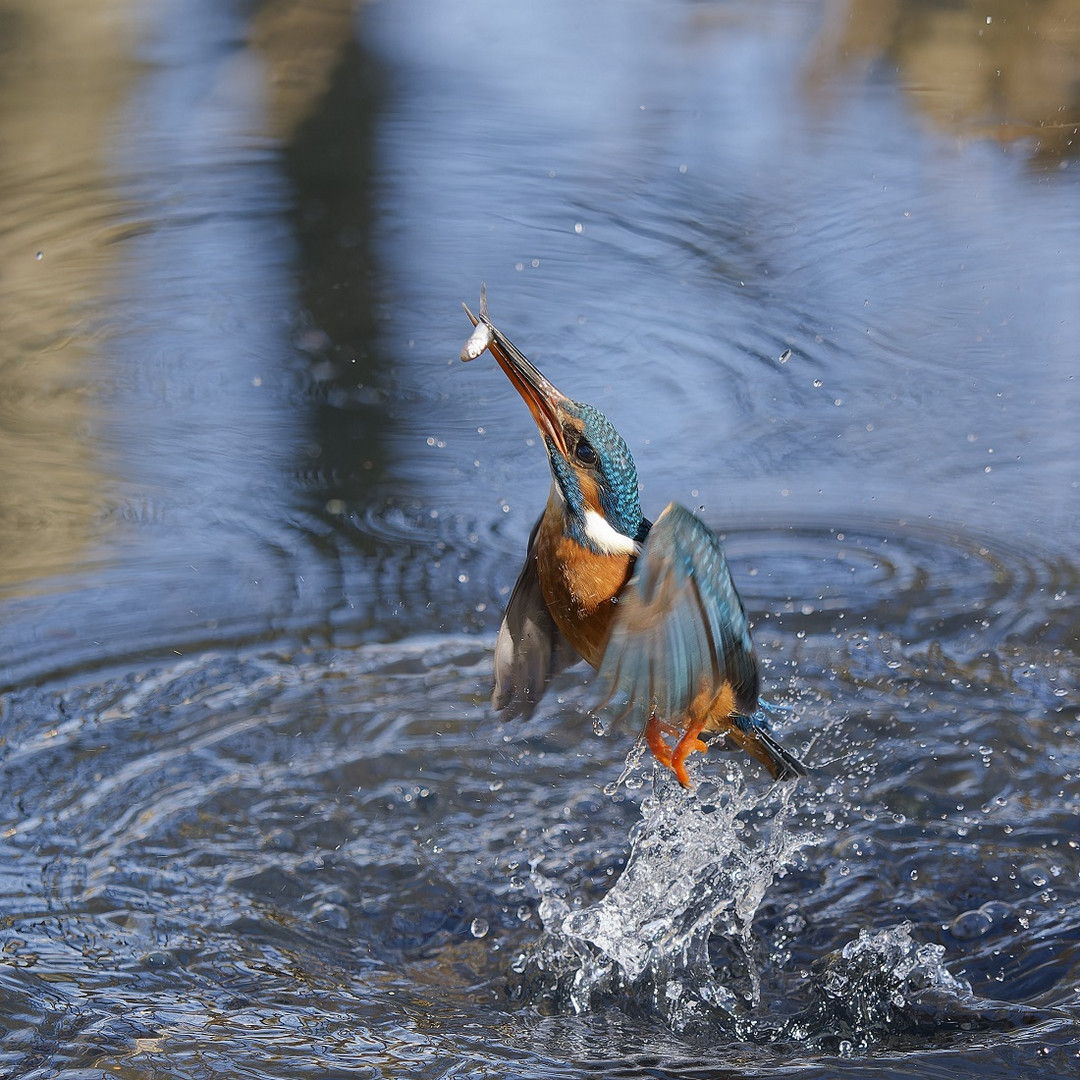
[727,713,807,781]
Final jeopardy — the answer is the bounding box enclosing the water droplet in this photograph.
[779,348,792,363]
[573,222,583,234]
[470,917,489,938]
[948,908,993,940]
[35,250,43,261]
[1022,864,1049,887]
[813,379,823,388]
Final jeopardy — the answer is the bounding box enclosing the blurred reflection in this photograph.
[0,0,392,681]
[281,28,391,517]
[253,0,391,522]
[0,1,137,589]
[809,0,1080,163]
[250,0,356,142]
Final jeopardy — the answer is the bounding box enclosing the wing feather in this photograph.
[598,502,759,724]
[492,515,580,718]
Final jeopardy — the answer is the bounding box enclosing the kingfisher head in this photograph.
[462,297,646,557]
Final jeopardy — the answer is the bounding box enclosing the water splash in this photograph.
[789,923,975,1052]
[516,766,812,1033]
[512,768,981,1049]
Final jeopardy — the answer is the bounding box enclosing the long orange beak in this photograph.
[462,290,569,456]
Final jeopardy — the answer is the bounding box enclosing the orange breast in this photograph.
[535,510,634,669]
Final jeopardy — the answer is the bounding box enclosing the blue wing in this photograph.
[492,514,581,719]
[597,502,759,725]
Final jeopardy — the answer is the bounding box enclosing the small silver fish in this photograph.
[460,283,492,361]
[461,319,493,362]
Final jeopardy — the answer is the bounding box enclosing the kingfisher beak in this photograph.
[463,295,569,456]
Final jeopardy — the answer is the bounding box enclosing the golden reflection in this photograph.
[808,0,1080,162]
[0,1,357,596]
[249,0,357,142]
[0,1,136,591]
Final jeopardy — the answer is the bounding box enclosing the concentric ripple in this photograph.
[2,507,1078,1073]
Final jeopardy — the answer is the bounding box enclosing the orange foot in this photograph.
[644,715,709,788]
[645,714,676,767]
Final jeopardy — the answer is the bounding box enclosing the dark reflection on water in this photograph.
[1,0,1080,1077]
[283,23,393,515]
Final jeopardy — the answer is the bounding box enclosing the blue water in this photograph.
[1,1,1078,1076]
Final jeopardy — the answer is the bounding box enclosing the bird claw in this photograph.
[644,714,675,768]
[644,714,708,789]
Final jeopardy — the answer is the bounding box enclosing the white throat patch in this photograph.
[584,509,641,556]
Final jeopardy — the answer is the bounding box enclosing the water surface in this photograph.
[1,1,1079,1077]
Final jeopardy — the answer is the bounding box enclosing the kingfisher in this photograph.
[460,288,805,788]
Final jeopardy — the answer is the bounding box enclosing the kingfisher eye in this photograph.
[574,438,597,466]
